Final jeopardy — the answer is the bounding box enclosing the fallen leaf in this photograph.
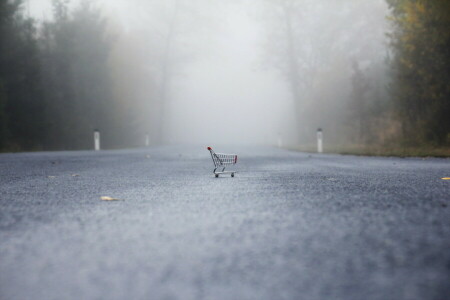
[100,196,122,201]
[442,177,450,180]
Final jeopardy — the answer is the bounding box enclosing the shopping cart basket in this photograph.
[207,147,238,177]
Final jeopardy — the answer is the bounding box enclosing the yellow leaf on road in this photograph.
[100,196,121,201]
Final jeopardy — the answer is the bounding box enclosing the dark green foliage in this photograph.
[0,80,8,148]
[40,0,115,150]
[0,0,118,151]
[0,0,44,150]
[387,0,450,146]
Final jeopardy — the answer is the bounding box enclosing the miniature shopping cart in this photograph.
[207,147,238,177]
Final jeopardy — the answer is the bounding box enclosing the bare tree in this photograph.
[260,0,389,143]
[132,0,221,144]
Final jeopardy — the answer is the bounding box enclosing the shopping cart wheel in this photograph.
[231,173,235,177]
[215,174,219,178]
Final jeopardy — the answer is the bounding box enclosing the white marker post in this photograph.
[94,130,100,151]
[317,128,323,153]
[145,133,150,147]
[277,133,283,148]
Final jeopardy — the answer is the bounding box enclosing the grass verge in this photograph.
[287,144,450,158]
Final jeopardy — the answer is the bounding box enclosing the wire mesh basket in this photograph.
[207,147,238,178]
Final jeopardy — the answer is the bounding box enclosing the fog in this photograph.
[27,0,389,147]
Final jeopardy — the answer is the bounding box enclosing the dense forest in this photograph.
[0,0,448,151]
[0,0,149,151]
[387,0,450,146]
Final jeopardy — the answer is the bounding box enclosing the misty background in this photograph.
[1,0,448,151]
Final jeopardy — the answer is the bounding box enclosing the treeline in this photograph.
[0,0,146,151]
[345,0,450,147]
[1,0,449,151]
[0,0,43,150]
[387,0,450,146]
[262,0,449,149]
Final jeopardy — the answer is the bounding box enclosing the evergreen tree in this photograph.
[387,0,450,145]
[40,0,80,149]
[0,79,8,148]
[70,1,114,149]
[0,0,44,150]
[40,0,114,150]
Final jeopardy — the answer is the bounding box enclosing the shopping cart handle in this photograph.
[207,147,212,150]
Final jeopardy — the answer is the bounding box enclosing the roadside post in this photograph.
[317,128,323,153]
[145,133,150,147]
[94,129,100,151]
[277,133,283,148]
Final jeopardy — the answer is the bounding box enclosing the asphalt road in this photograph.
[0,146,449,300]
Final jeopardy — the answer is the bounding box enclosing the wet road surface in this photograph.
[1,146,449,300]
